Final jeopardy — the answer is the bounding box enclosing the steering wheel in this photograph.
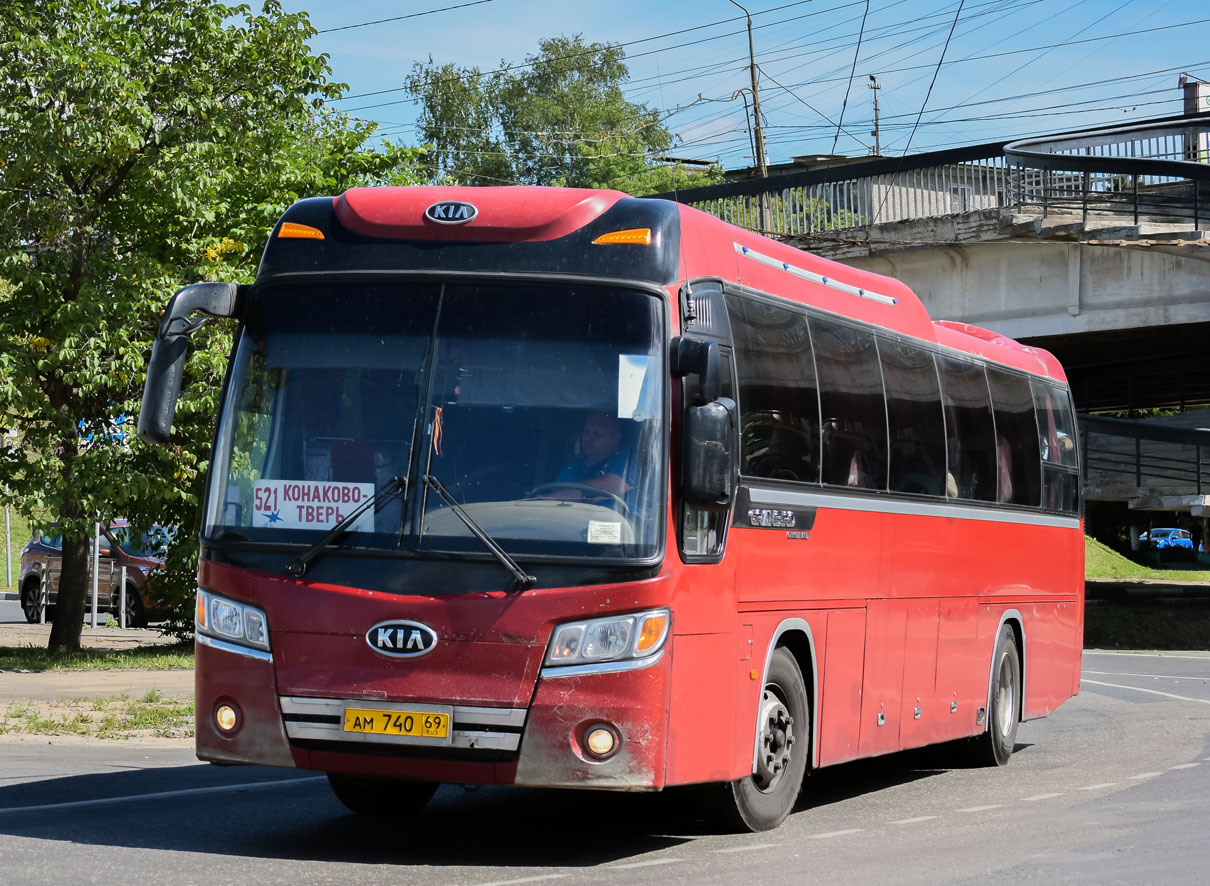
[526,482,631,515]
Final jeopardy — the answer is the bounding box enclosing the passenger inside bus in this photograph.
[539,411,632,504]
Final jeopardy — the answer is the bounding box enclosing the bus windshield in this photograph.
[204,280,665,562]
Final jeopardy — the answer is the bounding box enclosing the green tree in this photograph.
[407,35,723,194]
[0,0,425,649]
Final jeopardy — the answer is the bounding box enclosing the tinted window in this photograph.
[813,317,887,490]
[987,367,1041,506]
[727,296,820,483]
[1033,381,1079,512]
[880,338,946,496]
[938,356,996,501]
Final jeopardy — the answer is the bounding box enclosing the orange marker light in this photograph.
[277,222,325,240]
[195,593,207,630]
[592,227,652,246]
[635,613,668,653]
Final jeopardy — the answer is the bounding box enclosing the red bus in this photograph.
[139,186,1083,831]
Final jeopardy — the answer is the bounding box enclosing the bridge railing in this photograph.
[653,114,1210,236]
[1004,115,1210,226]
[1079,414,1210,496]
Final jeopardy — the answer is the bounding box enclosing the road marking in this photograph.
[610,859,682,870]
[1022,793,1064,802]
[891,816,937,825]
[958,805,1004,813]
[1084,670,1210,681]
[1169,763,1200,770]
[1079,783,1119,790]
[1128,772,1163,780]
[1080,679,1210,705]
[0,776,326,816]
[470,876,568,886]
[713,843,777,853]
[1085,652,1210,662]
[807,829,863,839]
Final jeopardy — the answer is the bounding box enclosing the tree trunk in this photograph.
[47,513,90,652]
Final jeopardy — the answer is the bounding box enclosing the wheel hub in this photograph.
[754,688,795,790]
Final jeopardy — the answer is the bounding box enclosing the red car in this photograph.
[18,521,170,627]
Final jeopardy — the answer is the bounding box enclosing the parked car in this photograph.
[18,521,171,627]
[1139,527,1195,550]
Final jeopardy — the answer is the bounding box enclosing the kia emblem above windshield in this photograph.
[367,620,439,658]
[424,201,478,225]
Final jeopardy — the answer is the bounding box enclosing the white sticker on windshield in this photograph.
[587,520,623,545]
[618,354,650,420]
[253,480,376,532]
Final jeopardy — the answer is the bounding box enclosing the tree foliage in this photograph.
[406,35,722,194]
[0,0,425,648]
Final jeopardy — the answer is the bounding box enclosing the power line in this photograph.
[831,0,870,153]
[316,0,500,34]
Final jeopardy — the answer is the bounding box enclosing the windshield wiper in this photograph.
[423,474,536,592]
[286,475,407,578]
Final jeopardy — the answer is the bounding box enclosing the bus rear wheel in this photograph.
[326,773,439,817]
[966,624,1020,767]
[716,647,810,832]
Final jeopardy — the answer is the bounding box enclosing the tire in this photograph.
[116,585,146,628]
[326,773,439,817]
[20,578,41,624]
[966,624,1021,767]
[712,647,810,832]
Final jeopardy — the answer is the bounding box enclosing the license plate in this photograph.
[342,708,450,739]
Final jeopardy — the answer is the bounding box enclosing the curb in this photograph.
[1,592,16,601]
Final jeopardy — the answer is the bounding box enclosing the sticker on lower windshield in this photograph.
[253,480,376,531]
[587,520,623,544]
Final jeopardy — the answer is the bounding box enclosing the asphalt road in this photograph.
[1,650,1209,885]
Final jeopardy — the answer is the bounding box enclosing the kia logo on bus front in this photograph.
[366,620,438,658]
[424,201,478,225]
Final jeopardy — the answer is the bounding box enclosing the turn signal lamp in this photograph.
[635,613,669,654]
[277,222,325,239]
[195,593,207,631]
[592,227,651,246]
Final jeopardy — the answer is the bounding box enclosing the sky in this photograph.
[281,0,1210,173]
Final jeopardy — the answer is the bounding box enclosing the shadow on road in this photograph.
[0,744,1003,865]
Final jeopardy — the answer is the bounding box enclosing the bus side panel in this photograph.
[858,600,909,757]
[817,607,866,766]
[898,598,941,750]
[1021,600,1081,721]
[933,598,983,742]
[665,631,740,785]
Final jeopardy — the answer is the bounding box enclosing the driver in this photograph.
[546,411,630,500]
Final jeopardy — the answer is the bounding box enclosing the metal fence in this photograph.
[654,113,1210,236]
[1080,414,1210,495]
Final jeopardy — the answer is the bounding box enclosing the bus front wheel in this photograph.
[717,647,810,832]
[967,624,1020,767]
[326,773,439,817]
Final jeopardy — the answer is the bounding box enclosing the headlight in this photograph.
[196,589,270,652]
[545,608,669,667]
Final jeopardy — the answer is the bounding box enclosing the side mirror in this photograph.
[683,397,737,511]
[138,282,239,444]
[670,337,721,404]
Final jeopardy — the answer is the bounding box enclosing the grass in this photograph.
[2,508,30,593]
[0,690,194,739]
[1084,535,1209,582]
[0,641,194,673]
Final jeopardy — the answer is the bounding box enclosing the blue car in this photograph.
[1139,528,1194,550]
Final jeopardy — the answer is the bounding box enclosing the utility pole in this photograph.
[729,0,770,229]
[868,75,882,157]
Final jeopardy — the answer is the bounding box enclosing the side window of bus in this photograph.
[938,356,996,501]
[811,316,887,490]
[879,338,946,496]
[986,367,1041,506]
[1032,381,1079,512]
[726,295,819,483]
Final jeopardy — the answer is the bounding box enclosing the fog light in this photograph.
[215,704,239,733]
[585,724,619,758]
